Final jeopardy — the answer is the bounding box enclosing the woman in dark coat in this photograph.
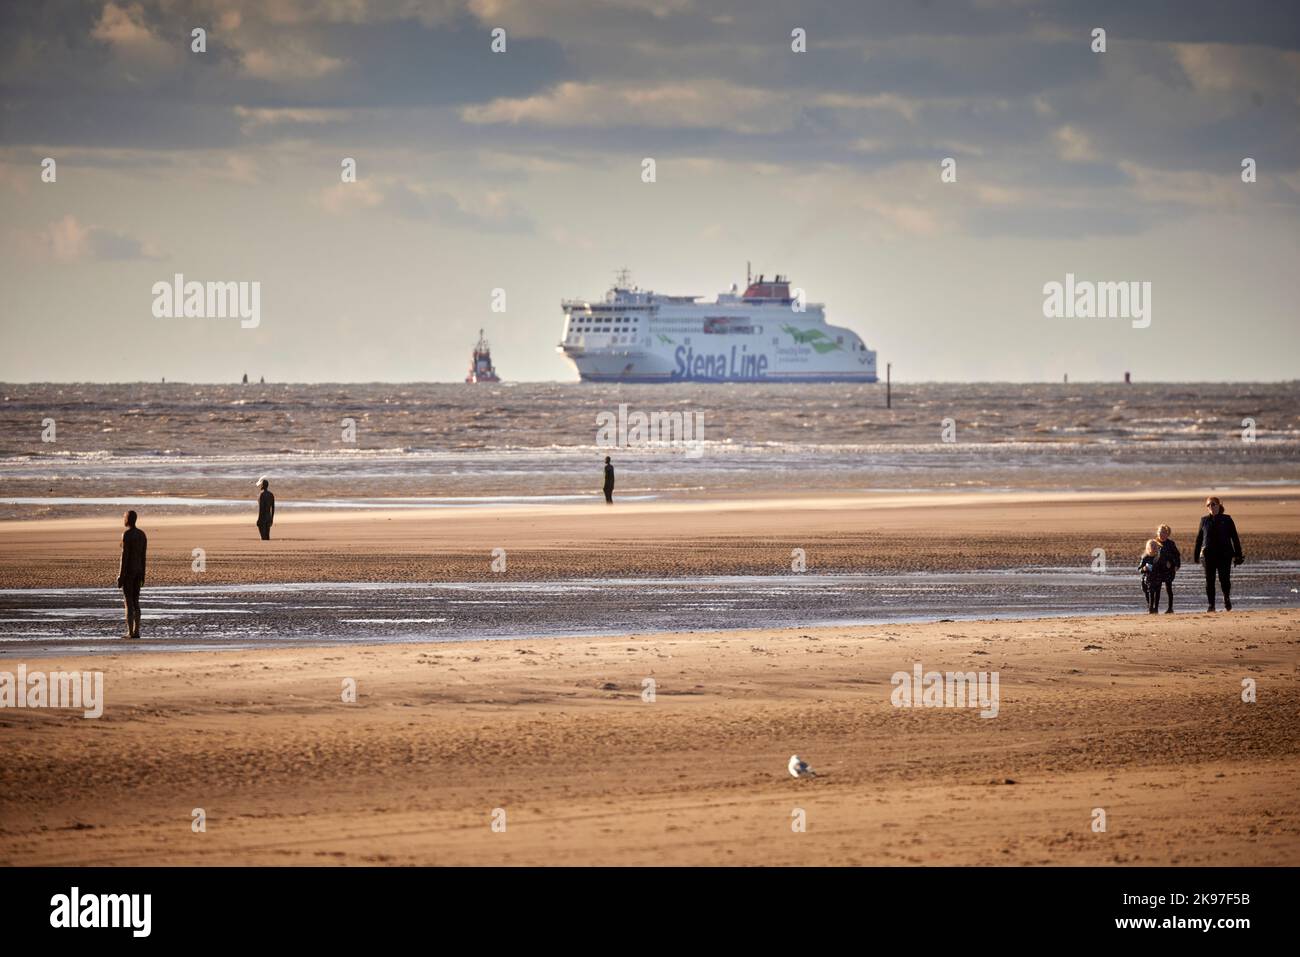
[1194,497,1243,612]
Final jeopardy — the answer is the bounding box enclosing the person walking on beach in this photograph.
[1194,496,1243,612]
[256,477,275,540]
[116,510,147,639]
[603,456,615,504]
[1138,539,1160,613]
[1154,524,1181,613]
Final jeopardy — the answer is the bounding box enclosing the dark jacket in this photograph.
[1194,512,1242,563]
[257,489,275,527]
[1155,539,1181,581]
[119,526,147,586]
[603,464,614,492]
[1138,554,1157,584]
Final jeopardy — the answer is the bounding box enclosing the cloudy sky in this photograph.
[1,0,1297,382]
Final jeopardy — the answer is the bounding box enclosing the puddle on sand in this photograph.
[1,565,1297,656]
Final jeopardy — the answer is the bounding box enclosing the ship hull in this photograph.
[566,362,878,384]
[559,341,877,383]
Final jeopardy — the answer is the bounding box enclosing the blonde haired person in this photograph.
[1138,539,1161,614]
[1153,524,1182,613]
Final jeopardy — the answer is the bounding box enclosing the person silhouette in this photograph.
[603,456,615,504]
[1194,496,1243,611]
[256,477,275,540]
[116,510,147,639]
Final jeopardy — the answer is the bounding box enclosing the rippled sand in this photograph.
[2,610,1296,865]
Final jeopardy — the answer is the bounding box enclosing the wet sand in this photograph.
[2,488,1297,865]
[1,610,1296,866]
[2,488,1298,588]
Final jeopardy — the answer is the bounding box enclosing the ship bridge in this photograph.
[741,274,795,304]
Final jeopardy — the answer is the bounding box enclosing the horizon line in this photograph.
[2,378,1298,387]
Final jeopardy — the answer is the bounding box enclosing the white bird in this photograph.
[788,755,815,778]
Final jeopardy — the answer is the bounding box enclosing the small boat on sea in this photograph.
[465,329,501,383]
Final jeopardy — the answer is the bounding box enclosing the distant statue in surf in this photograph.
[603,456,615,504]
[116,510,147,639]
[256,477,275,540]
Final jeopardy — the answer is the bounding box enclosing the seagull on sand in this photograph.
[788,755,816,778]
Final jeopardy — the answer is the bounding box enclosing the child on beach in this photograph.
[1154,524,1181,613]
[1139,539,1160,613]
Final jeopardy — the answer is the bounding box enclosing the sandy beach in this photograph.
[2,609,1296,866]
[2,487,1298,865]
[2,487,1299,587]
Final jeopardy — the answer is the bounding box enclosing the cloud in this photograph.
[35,214,162,262]
[241,43,348,81]
[232,106,354,135]
[90,2,177,69]
[314,177,535,233]
[316,179,385,214]
[855,196,943,237]
[0,160,34,195]
[813,92,921,122]
[462,80,797,133]
[216,153,260,184]
[385,183,535,233]
[1053,124,1096,162]
[1174,43,1300,102]
[250,0,464,27]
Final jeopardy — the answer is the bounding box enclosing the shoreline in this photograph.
[5,484,1300,522]
[2,487,1298,590]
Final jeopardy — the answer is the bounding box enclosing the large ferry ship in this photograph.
[557,269,877,383]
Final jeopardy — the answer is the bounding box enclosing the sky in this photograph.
[1,0,1297,383]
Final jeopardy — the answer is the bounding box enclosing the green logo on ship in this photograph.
[782,324,842,353]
